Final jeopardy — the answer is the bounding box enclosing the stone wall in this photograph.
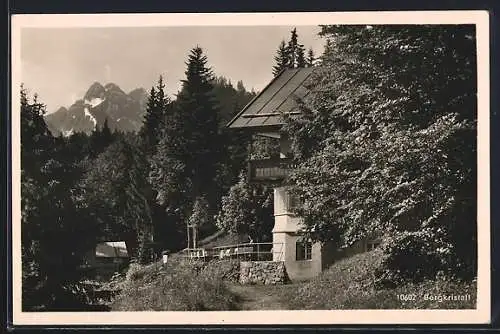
[239,261,288,285]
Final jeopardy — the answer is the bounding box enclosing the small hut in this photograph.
[81,241,130,280]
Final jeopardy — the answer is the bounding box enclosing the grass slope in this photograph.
[282,249,477,309]
[109,249,476,311]
[110,255,241,311]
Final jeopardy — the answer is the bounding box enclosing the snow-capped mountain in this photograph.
[44,82,147,136]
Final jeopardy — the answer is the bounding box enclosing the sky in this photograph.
[20,26,325,113]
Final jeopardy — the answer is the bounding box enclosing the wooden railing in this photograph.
[179,248,208,260]
[248,158,295,183]
[179,242,284,262]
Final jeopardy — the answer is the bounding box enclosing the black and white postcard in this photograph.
[10,11,491,325]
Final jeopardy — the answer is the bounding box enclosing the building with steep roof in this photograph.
[227,68,378,280]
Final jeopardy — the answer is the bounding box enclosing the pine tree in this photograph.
[150,46,222,248]
[286,28,299,68]
[296,44,306,68]
[236,80,246,93]
[272,40,290,76]
[88,117,114,158]
[306,47,316,67]
[141,85,157,138]
[177,46,221,204]
[122,135,153,263]
[139,76,170,151]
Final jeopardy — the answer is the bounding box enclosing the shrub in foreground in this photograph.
[284,249,476,310]
[111,258,240,311]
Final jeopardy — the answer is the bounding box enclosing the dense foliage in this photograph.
[21,87,98,310]
[282,250,476,309]
[111,258,240,311]
[20,45,257,310]
[283,25,477,283]
[80,133,153,262]
[216,174,274,242]
[20,25,478,311]
[149,47,255,248]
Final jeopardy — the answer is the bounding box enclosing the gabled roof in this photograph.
[226,67,317,130]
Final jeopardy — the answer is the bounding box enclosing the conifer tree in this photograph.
[150,46,222,248]
[306,47,316,67]
[296,44,306,68]
[236,80,246,93]
[273,28,309,74]
[139,76,170,151]
[286,28,299,68]
[272,40,290,76]
[177,46,221,205]
[88,118,114,158]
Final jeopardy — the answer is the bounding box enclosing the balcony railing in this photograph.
[179,242,284,262]
[248,157,295,183]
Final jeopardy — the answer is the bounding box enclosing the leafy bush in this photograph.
[375,230,456,287]
[111,258,240,311]
[216,174,274,242]
[284,25,477,283]
[284,250,476,310]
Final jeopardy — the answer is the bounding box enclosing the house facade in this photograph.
[227,68,379,281]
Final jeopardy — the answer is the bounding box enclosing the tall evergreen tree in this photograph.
[236,80,246,93]
[139,76,170,151]
[150,46,222,248]
[306,47,316,67]
[286,28,299,68]
[177,46,221,209]
[273,28,309,74]
[140,85,157,140]
[272,40,290,76]
[296,44,306,68]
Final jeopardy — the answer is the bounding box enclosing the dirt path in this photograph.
[228,284,288,310]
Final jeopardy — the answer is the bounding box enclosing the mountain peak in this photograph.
[104,83,124,94]
[45,81,147,136]
[128,87,147,100]
[55,106,68,114]
[129,87,146,95]
[84,82,105,101]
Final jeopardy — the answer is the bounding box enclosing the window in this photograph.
[296,240,312,261]
[366,239,381,251]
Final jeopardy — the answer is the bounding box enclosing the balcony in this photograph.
[248,157,295,183]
